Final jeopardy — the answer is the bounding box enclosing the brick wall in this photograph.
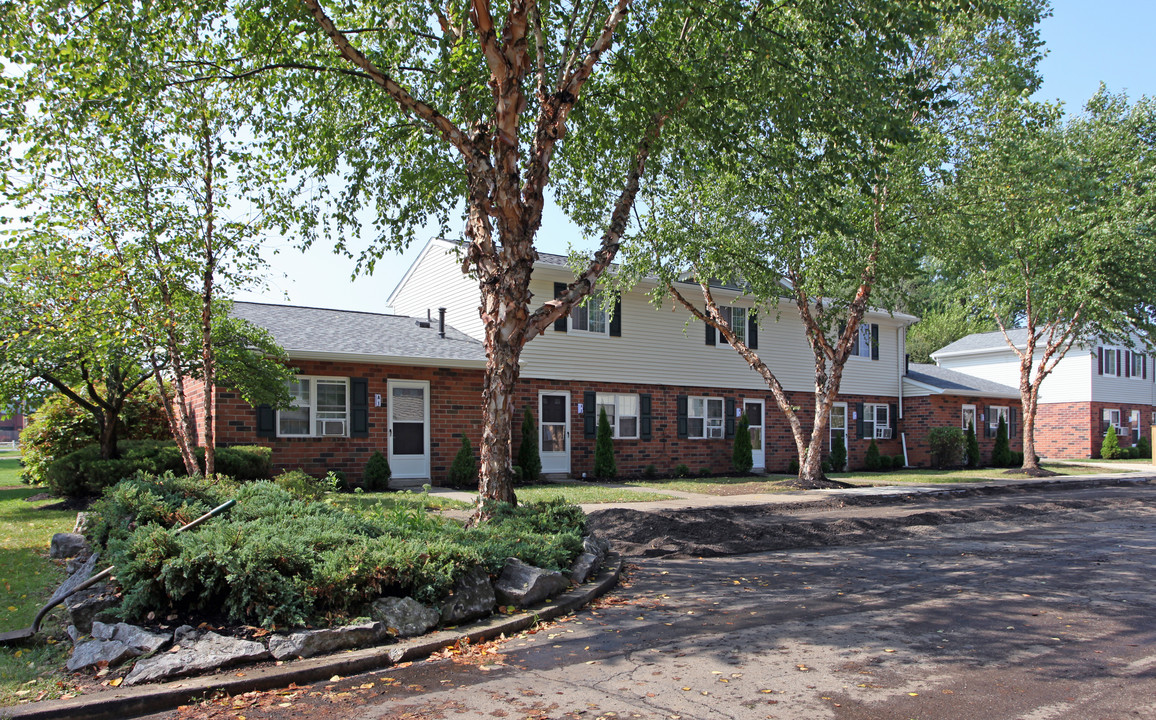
[902,395,1023,467]
[986,400,1156,459]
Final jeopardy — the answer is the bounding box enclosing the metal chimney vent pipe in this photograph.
[438,307,447,339]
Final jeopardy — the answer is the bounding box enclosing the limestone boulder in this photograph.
[439,566,496,625]
[267,620,387,660]
[124,630,268,685]
[494,558,568,607]
[568,552,601,585]
[66,639,137,672]
[91,621,170,654]
[50,533,88,559]
[66,586,120,635]
[371,596,440,638]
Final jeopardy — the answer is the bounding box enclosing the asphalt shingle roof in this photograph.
[231,302,486,364]
[905,363,1020,398]
[933,329,1029,356]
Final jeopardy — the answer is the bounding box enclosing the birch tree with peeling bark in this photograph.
[937,90,1156,475]
[622,3,1046,488]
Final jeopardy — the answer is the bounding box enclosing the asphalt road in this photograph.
[156,485,1156,720]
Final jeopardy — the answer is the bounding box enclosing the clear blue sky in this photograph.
[235,0,1156,314]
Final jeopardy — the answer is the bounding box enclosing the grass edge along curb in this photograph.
[1,556,624,720]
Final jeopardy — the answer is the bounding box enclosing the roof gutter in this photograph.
[285,350,487,370]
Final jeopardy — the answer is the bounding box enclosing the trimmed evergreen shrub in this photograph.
[892,455,905,469]
[830,434,847,473]
[1138,436,1152,459]
[448,435,477,488]
[643,464,657,478]
[927,427,965,469]
[92,474,586,628]
[275,469,328,501]
[878,455,893,470]
[788,458,799,475]
[593,407,617,479]
[46,440,271,497]
[364,451,392,491]
[965,420,981,468]
[698,466,712,477]
[732,415,753,473]
[865,440,882,471]
[517,406,542,482]
[991,416,1014,467]
[674,463,690,478]
[1012,451,1025,465]
[821,458,832,473]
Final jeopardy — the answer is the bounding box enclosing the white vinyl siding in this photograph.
[387,240,486,341]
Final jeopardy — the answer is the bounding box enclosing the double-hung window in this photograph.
[1102,408,1121,436]
[278,376,349,437]
[1132,352,1145,377]
[715,307,747,346]
[688,397,724,439]
[867,403,891,439]
[987,405,1010,435]
[850,323,879,359]
[1104,348,1118,375]
[595,393,639,439]
[571,291,608,334]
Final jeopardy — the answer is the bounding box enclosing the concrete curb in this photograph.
[1,556,624,720]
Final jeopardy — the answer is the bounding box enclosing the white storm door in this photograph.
[744,400,765,471]
[539,392,570,475]
[388,380,430,479]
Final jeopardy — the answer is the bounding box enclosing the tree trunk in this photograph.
[97,411,118,461]
[200,109,217,478]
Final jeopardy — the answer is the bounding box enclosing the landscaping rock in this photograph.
[66,639,136,672]
[65,585,119,635]
[50,533,88,559]
[439,566,496,625]
[584,533,610,562]
[494,558,569,607]
[124,630,269,685]
[90,621,170,654]
[73,512,92,535]
[267,620,386,660]
[371,596,440,638]
[568,552,601,585]
[66,625,81,645]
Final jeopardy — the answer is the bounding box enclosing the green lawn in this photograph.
[836,463,1134,485]
[0,472,78,706]
[507,482,677,504]
[328,489,473,513]
[626,475,798,495]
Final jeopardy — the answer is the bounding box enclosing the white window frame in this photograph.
[715,306,747,347]
[868,403,891,439]
[1131,352,1144,378]
[1103,348,1117,375]
[688,396,724,439]
[570,290,609,335]
[962,404,977,431]
[989,405,1010,434]
[595,393,640,439]
[850,323,876,360]
[277,375,349,438]
[1131,410,1142,441]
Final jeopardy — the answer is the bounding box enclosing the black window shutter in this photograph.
[1097,347,1103,375]
[677,395,688,439]
[705,321,715,346]
[856,402,865,439]
[1126,352,1132,378]
[350,378,369,437]
[256,405,275,438]
[890,403,898,431]
[1144,355,1149,380]
[639,394,652,440]
[553,283,568,332]
[584,390,597,438]
[985,406,993,438]
[1009,407,1018,438]
[1116,349,1122,377]
[871,324,880,361]
[609,295,622,337]
[748,312,758,350]
[725,397,736,438]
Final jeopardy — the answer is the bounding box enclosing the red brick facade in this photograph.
[1034,401,1155,458]
[902,395,1023,467]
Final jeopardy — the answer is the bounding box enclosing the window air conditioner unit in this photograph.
[875,427,892,440]
[320,420,346,437]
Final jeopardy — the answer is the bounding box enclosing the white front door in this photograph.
[744,399,765,471]
[539,391,570,475]
[388,379,430,479]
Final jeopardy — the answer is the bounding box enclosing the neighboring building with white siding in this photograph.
[932,329,1156,458]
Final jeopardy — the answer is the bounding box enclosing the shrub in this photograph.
[643,464,657,479]
[991,416,1014,467]
[517,406,542,483]
[674,463,690,478]
[830,434,847,473]
[821,458,832,473]
[448,435,477,488]
[1138,436,1152,459]
[593,407,617,479]
[211,445,272,481]
[698,466,712,477]
[1098,425,1122,459]
[788,458,799,475]
[274,469,328,502]
[892,455,905,469]
[20,388,169,485]
[927,427,966,469]
[965,421,980,468]
[864,440,881,471]
[364,451,392,491]
[512,465,524,483]
[93,475,586,629]
[732,414,753,473]
[1012,451,1025,466]
[878,455,892,471]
